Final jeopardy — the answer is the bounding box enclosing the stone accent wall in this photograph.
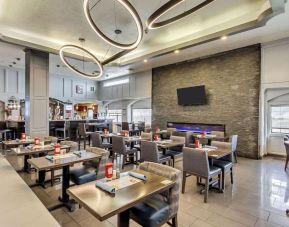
[152,45,261,159]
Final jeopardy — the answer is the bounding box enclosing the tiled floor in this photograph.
[4,152,289,227]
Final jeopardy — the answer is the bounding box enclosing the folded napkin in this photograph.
[128,172,147,181]
[45,155,54,162]
[95,181,115,194]
[204,145,218,149]
[73,151,82,157]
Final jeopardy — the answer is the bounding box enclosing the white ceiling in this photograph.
[0,0,288,80]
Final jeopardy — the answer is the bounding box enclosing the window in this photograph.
[132,109,151,125]
[271,105,289,133]
[103,78,129,87]
[107,109,122,123]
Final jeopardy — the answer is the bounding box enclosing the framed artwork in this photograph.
[76,85,84,94]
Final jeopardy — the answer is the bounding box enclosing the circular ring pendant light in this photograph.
[83,0,143,50]
[59,45,103,79]
[146,0,215,30]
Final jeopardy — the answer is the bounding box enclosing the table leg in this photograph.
[59,165,70,203]
[117,210,130,227]
[23,155,30,172]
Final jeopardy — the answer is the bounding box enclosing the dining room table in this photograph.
[28,150,101,211]
[156,139,185,154]
[2,138,51,151]
[11,144,70,173]
[67,169,175,227]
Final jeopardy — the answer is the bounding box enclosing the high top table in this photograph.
[28,151,101,211]
[0,156,60,227]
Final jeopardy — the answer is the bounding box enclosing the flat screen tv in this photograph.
[177,85,207,106]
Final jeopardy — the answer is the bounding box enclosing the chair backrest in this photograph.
[78,123,87,137]
[86,146,109,179]
[170,135,185,152]
[284,135,289,141]
[167,128,177,135]
[91,132,102,147]
[137,121,145,131]
[139,162,181,218]
[183,147,210,177]
[172,131,193,146]
[140,132,152,141]
[229,135,238,152]
[211,131,225,139]
[140,140,159,162]
[60,140,78,152]
[43,136,58,144]
[112,136,126,155]
[211,141,233,162]
[284,142,289,156]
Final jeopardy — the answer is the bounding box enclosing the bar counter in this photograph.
[49,119,113,140]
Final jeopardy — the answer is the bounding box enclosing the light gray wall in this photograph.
[98,70,152,101]
[0,66,25,103]
[49,73,98,103]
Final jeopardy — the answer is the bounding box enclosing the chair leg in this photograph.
[234,150,238,163]
[285,156,289,170]
[230,167,234,184]
[172,157,175,167]
[51,170,54,187]
[182,171,186,194]
[219,173,223,193]
[172,215,178,227]
[221,170,225,191]
[204,178,209,203]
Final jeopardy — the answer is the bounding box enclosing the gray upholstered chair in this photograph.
[78,123,93,150]
[230,135,238,163]
[211,141,233,191]
[140,140,171,165]
[284,142,289,170]
[182,147,222,203]
[211,131,225,142]
[55,121,70,141]
[43,136,58,144]
[162,127,177,139]
[141,132,153,141]
[70,147,109,185]
[112,136,138,167]
[129,162,181,227]
[284,135,289,141]
[172,131,193,147]
[91,132,112,150]
[166,136,186,167]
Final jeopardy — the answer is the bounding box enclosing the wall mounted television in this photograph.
[177,85,207,106]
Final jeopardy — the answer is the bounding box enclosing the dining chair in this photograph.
[141,132,153,141]
[112,136,138,167]
[230,135,238,163]
[172,130,193,146]
[211,131,225,141]
[129,162,181,227]
[50,140,78,186]
[284,135,289,141]
[166,136,186,167]
[284,142,289,170]
[140,140,172,165]
[55,121,70,141]
[70,147,109,185]
[211,141,233,191]
[78,123,93,150]
[182,147,222,203]
[163,127,177,139]
[90,132,112,150]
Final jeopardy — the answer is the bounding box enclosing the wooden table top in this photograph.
[156,140,184,149]
[28,151,101,171]
[67,169,175,221]
[207,149,232,159]
[194,134,217,139]
[11,145,70,156]
[3,139,51,146]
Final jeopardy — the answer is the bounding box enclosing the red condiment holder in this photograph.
[34,137,40,145]
[105,163,113,178]
[202,131,207,137]
[21,133,26,140]
[154,134,159,141]
[54,144,61,155]
[195,139,200,148]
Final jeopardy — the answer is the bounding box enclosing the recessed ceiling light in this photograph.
[12,62,16,64]
[221,35,228,40]
[143,59,148,63]
[16,58,21,61]
[174,49,180,54]
[56,64,60,68]
[9,65,12,67]
[106,74,109,77]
